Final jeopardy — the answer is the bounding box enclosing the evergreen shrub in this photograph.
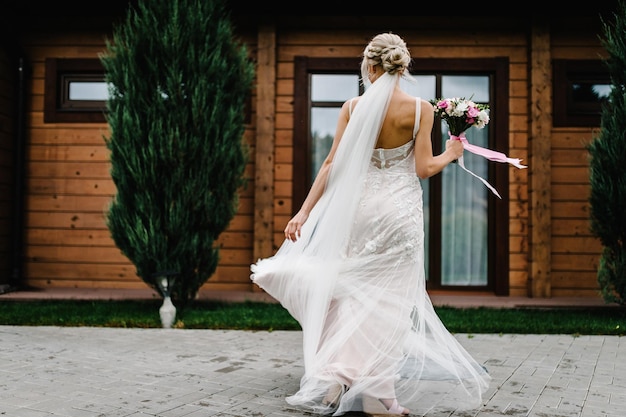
[100,0,255,310]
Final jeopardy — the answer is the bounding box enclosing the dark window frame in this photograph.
[44,58,107,123]
[293,56,362,203]
[292,56,510,295]
[416,58,509,296]
[553,59,610,127]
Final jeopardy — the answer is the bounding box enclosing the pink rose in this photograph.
[466,106,480,118]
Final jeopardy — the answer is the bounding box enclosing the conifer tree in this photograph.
[100,0,254,310]
[587,1,626,305]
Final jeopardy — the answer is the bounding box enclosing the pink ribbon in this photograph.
[450,132,527,199]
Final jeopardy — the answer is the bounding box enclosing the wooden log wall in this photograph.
[0,46,15,286]
[548,18,606,297]
[23,30,143,290]
[3,14,608,299]
[18,27,260,292]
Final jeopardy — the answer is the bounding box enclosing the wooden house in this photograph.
[0,4,620,301]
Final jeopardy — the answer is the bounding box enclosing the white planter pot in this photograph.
[159,296,176,328]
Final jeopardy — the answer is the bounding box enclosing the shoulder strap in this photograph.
[413,97,421,138]
[349,98,356,116]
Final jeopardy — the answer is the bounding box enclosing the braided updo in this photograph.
[360,32,411,83]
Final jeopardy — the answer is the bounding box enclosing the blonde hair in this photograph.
[360,32,411,83]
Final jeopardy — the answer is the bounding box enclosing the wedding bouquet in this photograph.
[430,97,490,136]
[429,96,525,199]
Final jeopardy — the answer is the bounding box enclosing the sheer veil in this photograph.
[251,71,399,365]
[251,69,491,415]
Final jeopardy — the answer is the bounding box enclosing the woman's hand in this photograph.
[284,211,309,242]
[445,138,464,162]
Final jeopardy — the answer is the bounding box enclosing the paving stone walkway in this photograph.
[0,326,623,416]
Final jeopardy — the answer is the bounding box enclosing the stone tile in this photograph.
[0,327,624,416]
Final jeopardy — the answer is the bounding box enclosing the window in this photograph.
[44,58,108,123]
[309,74,361,180]
[293,57,510,295]
[43,58,252,124]
[553,59,611,127]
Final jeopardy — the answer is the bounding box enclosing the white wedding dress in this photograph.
[251,72,490,416]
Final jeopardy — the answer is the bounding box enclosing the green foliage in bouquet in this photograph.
[100,0,255,310]
[587,1,626,305]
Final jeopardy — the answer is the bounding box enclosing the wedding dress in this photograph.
[251,72,490,416]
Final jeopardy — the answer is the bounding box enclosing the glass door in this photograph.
[293,56,510,294]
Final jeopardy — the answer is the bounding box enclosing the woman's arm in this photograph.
[284,99,353,242]
[414,99,464,179]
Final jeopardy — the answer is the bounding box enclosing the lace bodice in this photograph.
[370,140,415,169]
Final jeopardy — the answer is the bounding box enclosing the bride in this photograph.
[251,32,491,416]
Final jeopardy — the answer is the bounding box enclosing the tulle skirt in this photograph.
[251,148,490,416]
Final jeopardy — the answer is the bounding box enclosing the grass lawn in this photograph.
[0,299,624,335]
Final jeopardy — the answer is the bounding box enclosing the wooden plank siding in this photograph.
[15,25,260,292]
[548,24,606,297]
[0,44,15,286]
[0,13,612,300]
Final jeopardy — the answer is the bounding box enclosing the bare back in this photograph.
[376,89,419,149]
[349,88,419,149]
